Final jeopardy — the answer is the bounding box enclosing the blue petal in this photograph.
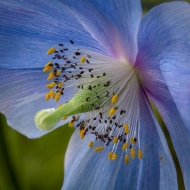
[63,91,177,190]
[136,1,190,128]
[0,0,124,138]
[136,2,190,188]
[0,0,107,69]
[145,83,190,190]
[59,0,142,63]
[0,69,71,138]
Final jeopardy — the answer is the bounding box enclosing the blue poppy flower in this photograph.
[0,0,190,189]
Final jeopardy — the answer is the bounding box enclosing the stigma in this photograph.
[36,40,143,165]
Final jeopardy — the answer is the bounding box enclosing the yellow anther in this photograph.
[130,137,136,144]
[62,116,67,120]
[45,92,51,101]
[68,120,75,127]
[109,107,116,116]
[125,155,129,164]
[46,82,56,89]
[45,61,53,67]
[123,124,129,134]
[55,91,61,102]
[138,150,143,159]
[56,71,61,77]
[47,47,56,55]
[108,152,113,160]
[111,94,118,104]
[43,66,53,72]
[80,56,86,63]
[51,81,56,87]
[88,141,94,148]
[122,143,128,151]
[46,84,53,88]
[130,148,136,159]
[94,146,104,152]
[112,152,117,160]
[58,82,63,88]
[78,129,85,139]
[47,71,54,80]
[49,90,55,99]
[50,90,55,99]
[113,137,118,144]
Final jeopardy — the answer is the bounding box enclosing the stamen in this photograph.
[56,71,61,77]
[58,82,64,88]
[68,120,75,127]
[45,92,51,101]
[122,143,128,151]
[78,129,85,139]
[108,151,113,160]
[43,66,53,72]
[47,71,54,80]
[113,137,118,144]
[47,47,56,55]
[88,141,94,148]
[49,90,55,99]
[125,155,129,164]
[130,148,136,159]
[130,137,136,144]
[45,61,53,67]
[80,56,86,63]
[109,107,116,116]
[112,152,117,160]
[123,124,129,134]
[94,146,104,152]
[138,150,143,159]
[111,94,118,104]
[46,82,56,89]
[55,91,61,102]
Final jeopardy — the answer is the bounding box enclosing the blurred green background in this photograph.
[0,1,190,190]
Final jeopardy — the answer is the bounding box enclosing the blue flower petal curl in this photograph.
[63,91,177,190]
[136,2,190,188]
[59,0,142,63]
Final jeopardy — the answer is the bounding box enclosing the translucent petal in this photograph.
[147,86,190,190]
[60,0,142,63]
[136,3,190,188]
[0,69,71,138]
[63,91,177,190]
[136,1,190,128]
[91,0,142,64]
[0,0,107,69]
[143,81,190,190]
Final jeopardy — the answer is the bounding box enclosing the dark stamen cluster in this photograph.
[75,107,137,150]
[45,40,111,103]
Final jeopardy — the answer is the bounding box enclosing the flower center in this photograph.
[35,41,143,164]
